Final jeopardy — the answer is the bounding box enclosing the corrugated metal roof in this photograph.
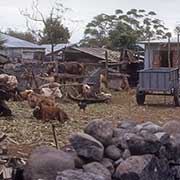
[0,33,44,49]
[41,43,74,55]
[140,37,180,44]
[72,47,107,60]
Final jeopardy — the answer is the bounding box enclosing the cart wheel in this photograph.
[136,91,145,105]
[174,88,180,107]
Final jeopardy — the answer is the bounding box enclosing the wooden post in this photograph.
[105,51,108,84]
[178,33,180,68]
[52,124,58,149]
[168,35,171,68]
[148,36,151,68]
[105,51,108,71]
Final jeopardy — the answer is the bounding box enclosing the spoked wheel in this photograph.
[136,90,145,105]
[174,88,180,107]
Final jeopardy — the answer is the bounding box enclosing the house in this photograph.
[141,38,180,69]
[0,33,45,62]
[41,43,74,61]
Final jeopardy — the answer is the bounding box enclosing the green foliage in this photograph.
[6,29,37,43]
[39,17,70,45]
[81,9,168,49]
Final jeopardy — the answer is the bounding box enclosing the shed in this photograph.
[63,47,108,64]
[41,43,74,61]
[141,38,180,69]
[0,33,45,62]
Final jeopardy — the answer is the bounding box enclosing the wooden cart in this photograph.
[136,67,180,106]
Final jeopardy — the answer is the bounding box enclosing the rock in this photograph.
[67,151,85,168]
[115,155,173,180]
[135,121,163,133]
[56,169,106,180]
[163,120,180,136]
[155,132,170,145]
[113,128,135,138]
[83,162,111,180]
[111,133,136,150]
[114,158,124,168]
[126,132,161,155]
[69,133,104,161]
[117,120,137,129]
[105,145,122,160]
[84,119,113,146]
[115,155,156,179]
[172,166,180,179]
[23,146,75,180]
[100,158,115,175]
[122,149,131,160]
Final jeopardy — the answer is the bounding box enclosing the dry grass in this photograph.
[0,89,180,156]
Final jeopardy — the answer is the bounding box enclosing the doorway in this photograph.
[160,50,173,67]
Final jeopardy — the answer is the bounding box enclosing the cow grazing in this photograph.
[33,103,69,123]
[27,92,55,108]
[58,62,84,75]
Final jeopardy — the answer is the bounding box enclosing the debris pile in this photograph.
[24,119,180,180]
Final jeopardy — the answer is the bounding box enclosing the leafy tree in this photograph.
[6,29,37,43]
[39,17,70,44]
[81,9,168,49]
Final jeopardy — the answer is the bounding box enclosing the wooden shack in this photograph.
[142,38,180,69]
[63,47,107,64]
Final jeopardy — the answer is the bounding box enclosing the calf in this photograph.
[27,92,55,108]
[33,103,69,123]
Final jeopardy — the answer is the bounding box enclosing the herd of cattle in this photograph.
[0,62,107,124]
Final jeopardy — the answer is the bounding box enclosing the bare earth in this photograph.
[0,89,180,157]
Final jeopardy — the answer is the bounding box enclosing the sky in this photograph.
[0,0,180,43]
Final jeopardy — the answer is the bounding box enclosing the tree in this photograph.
[21,0,71,60]
[6,29,37,43]
[81,9,168,49]
[39,17,70,44]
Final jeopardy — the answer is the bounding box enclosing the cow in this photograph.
[27,92,55,108]
[19,90,34,100]
[33,103,69,123]
[58,62,84,75]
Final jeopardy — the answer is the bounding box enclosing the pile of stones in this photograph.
[24,119,180,180]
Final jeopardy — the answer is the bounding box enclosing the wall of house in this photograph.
[0,48,45,61]
[144,44,180,69]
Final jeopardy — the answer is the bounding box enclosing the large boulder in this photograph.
[69,133,104,161]
[56,170,106,180]
[163,120,180,136]
[23,146,75,180]
[115,155,173,180]
[84,119,113,146]
[83,162,111,180]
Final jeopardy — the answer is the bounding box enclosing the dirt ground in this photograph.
[1,89,180,157]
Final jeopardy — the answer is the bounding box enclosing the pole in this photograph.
[52,124,58,149]
[105,51,108,79]
[178,33,180,68]
[168,36,171,68]
[148,36,150,68]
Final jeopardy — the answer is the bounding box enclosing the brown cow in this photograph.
[27,92,55,108]
[20,90,34,100]
[58,62,84,75]
[33,103,69,123]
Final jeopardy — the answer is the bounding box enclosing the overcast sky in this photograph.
[0,0,180,43]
